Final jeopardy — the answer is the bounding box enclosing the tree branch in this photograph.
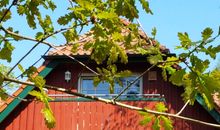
[176,100,190,116]
[0,26,99,75]
[4,76,220,128]
[113,64,156,101]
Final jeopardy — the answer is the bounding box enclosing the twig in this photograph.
[2,47,51,87]
[6,42,41,76]
[176,100,190,115]
[113,64,156,101]
[4,76,220,128]
[136,19,153,45]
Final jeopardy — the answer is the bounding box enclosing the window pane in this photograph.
[80,76,141,97]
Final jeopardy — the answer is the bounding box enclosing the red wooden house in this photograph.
[0,30,220,130]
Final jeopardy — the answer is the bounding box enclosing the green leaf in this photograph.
[161,69,167,81]
[41,108,56,128]
[29,90,44,101]
[57,13,74,25]
[169,69,186,86]
[0,72,4,85]
[202,45,220,59]
[35,32,44,40]
[108,47,119,64]
[153,117,161,130]
[202,27,213,41]
[0,8,11,22]
[62,29,78,42]
[18,64,25,73]
[147,54,162,65]
[31,76,45,88]
[139,0,153,14]
[71,43,80,54]
[96,10,118,20]
[115,70,132,78]
[160,116,173,130]
[202,75,220,93]
[0,88,7,100]
[178,32,191,49]
[93,76,101,87]
[181,74,197,104]
[48,1,57,11]
[0,0,9,7]
[151,27,157,38]
[0,41,15,62]
[155,102,168,112]
[139,115,153,126]
[17,6,25,15]
[23,66,37,77]
[201,92,214,110]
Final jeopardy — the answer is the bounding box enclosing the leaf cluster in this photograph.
[139,102,173,130]
[94,64,132,93]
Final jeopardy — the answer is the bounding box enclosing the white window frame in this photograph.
[78,73,143,96]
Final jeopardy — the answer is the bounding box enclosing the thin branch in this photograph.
[0,25,99,75]
[176,100,190,116]
[6,26,74,76]
[6,42,41,76]
[3,76,220,128]
[2,47,51,87]
[136,19,153,45]
[113,64,156,101]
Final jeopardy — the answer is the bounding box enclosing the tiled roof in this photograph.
[47,19,170,57]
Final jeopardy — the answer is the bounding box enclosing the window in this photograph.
[79,74,142,98]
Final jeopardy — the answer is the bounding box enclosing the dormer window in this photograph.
[78,74,143,98]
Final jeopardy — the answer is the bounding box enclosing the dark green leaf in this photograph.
[0,41,14,62]
[0,72,4,86]
[0,88,7,100]
[17,6,25,15]
[202,27,213,41]
[0,0,9,7]
[0,9,11,22]
[162,69,167,81]
[139,0,153,14]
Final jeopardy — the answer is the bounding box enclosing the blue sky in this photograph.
[2,0,220,77]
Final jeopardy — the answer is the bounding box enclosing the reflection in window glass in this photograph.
[80,76,142,97]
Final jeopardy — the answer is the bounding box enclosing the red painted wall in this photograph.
[0,61,219,130]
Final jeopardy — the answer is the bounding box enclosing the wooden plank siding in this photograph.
[0,61,219,130]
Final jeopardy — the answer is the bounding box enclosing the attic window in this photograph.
[148,71,157,81]
[79,74,142,98]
